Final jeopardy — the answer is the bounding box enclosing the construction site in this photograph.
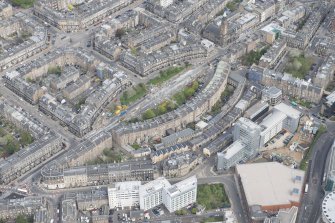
[258,115,317,168]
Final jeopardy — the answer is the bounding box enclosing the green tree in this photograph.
[10,0,35,8]
[5,141,19,155]
[20,131,33,146]
[184,87,195,98]
[166,100,176,111]
[115,28,125,38]
[191,207,197,214]
[173,92,186,105]
[175,210,187,215]
[138,83,146,89]
[15,214,31,223]
[122,91,129,101]
[142,109,156,120]
[131,47,138,56]
[157,104,167,115]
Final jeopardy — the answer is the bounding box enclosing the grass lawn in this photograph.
[202,216,224,223]
[120,84,147,105]
[300,124,327,170]
[149,66,185,86]
[284,54,313,79]
[225,0,242,11]
[131,143,141,150]
[118,65,191,107]
[87,148,124,165]
[10,0,35,8]
[197,184,230,210]
[142,81,200,120]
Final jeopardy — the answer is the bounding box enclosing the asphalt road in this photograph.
[0,80,77,142]
[297,121,335,223]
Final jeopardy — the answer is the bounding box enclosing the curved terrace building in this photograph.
[112,60,231,146]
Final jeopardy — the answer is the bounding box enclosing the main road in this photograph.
[297,120,335,223]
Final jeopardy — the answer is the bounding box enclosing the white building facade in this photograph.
[158,0,173,7]
[217,103,301,170]
[139,176,197,212]
[139,177,171,211]
[108,181,141,209]
[259,110,286,147]
[163,176,197,213]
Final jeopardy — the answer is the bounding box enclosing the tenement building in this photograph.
[0,132,63,184]
[119,44,208,76]
[41,158,155,189]
[0,12,48,71]
[112,60,230,146]
[283,6,327,49]
[3,48,125,137]
[33,0,135,31]
[261,69,323,103]
[0,196,47,219]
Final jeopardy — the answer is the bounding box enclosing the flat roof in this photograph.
[260,110,287,131]
[261,22,285,34]
[236,162,305,207]
[222,140,245,159]
[109,181,141,192]
[326,91,335,106]
[166,175,197,197]
[263,86,282,96]
[237,117,262,131]
[274,103,301,120]
[196,120,208,129]
[244,101,269,119]
[139,177,171,197]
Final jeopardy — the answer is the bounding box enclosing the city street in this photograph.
[0,0,334,223]
[297,121,335,223]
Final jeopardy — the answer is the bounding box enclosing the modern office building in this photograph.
[217,117,262,171]
[108,181,141,209]
[259,109,287,146]
[217,140,246,171]
[162,176,197,213]
[273,103,301,133]
[217,103,301,170]
[244,101,269,121]
[139,177,171,211]
[233,117,262,157]
[139,176,197,212]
